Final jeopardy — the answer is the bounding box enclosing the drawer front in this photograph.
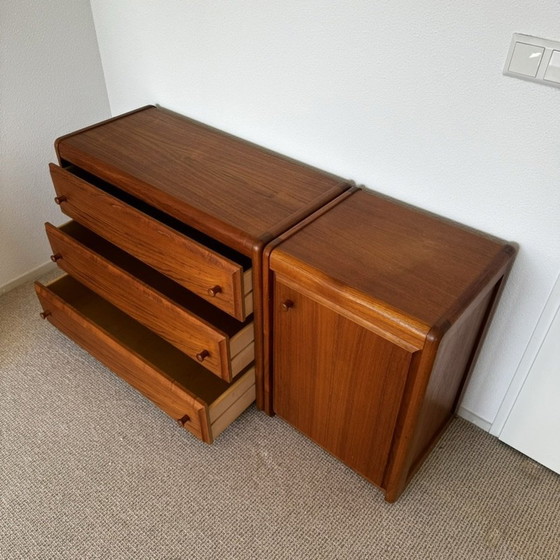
[50,164,250,320]
[45,223,254,383]
[35,280,209,441]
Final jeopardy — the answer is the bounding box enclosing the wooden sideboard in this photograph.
[36,106,516,500]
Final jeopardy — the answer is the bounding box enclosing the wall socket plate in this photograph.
[504,33,560,89]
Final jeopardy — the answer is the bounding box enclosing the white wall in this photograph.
[92,1,560,429]
[0,0,110,293]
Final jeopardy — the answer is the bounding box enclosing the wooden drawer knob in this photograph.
[40,311,51,319]
[196,349,210,362]
[177,414,190,427]
[50,253,62,262]
[207,285,222,297]
[281,299,294,312]
[54,195,67,205]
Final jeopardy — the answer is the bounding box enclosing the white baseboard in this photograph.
[0,261,57,296]
[457,406,492,432]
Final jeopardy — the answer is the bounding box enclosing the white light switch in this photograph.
[508,42,544,77]
[504,33,560,88]
[544,50,560,84]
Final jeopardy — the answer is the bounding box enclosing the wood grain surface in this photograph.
[51,106,353,410]
[35,275,256,443]
[272,189,516,327]
[46,221,254,382]
[50,163,250,320]
[55,106,350,252]
[273,281,414,486]
[267,188,517,501]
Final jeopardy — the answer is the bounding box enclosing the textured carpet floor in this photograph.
[1,272,559,559]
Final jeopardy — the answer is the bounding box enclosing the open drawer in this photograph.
[49,163,253,320]
[35,275,256,443]
[46,221,254,383]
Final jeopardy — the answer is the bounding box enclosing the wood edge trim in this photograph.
[263,186,359,265]
[44,221,57,235]
[382,330,441,502]
[249,242,266,412]
[436,244,518,328]
[54,106,155,163]
[34,280,44,296]
[198,407,213,444]
[260,247,274,414]
[218,338,232,383]
[279,271,425,352]
[384,264,512,502]
[231,266,246,321]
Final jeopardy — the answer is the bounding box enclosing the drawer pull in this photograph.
[207,285,222,297]
[177,414,190,427]
[40,310,51,319]
[196,350,210,362]
[281,299,294,312]
[54,195,67,205]
[50,253,62,262]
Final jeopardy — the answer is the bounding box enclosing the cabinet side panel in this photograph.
[273,280,413,486]
[405,283,498,476]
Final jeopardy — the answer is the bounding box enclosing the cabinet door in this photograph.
[273,281,414,486]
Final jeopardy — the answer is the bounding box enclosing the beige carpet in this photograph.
[1,272,559,560]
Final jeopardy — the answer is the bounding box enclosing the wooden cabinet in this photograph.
[264,189,516,501]
[36,106,350,442]
[35,106,516,500]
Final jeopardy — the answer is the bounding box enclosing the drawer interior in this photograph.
[65,165,252,272]
[57,221,252,336]
[46,274,251,406]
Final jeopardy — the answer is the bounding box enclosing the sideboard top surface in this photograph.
[270,189,516,328]
[55,106,349,254]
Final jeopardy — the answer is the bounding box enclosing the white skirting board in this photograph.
[0,261,57,297]
[457,406,492,432]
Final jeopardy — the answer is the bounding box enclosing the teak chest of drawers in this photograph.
[36,105,350,443]
[36,106,516,500]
